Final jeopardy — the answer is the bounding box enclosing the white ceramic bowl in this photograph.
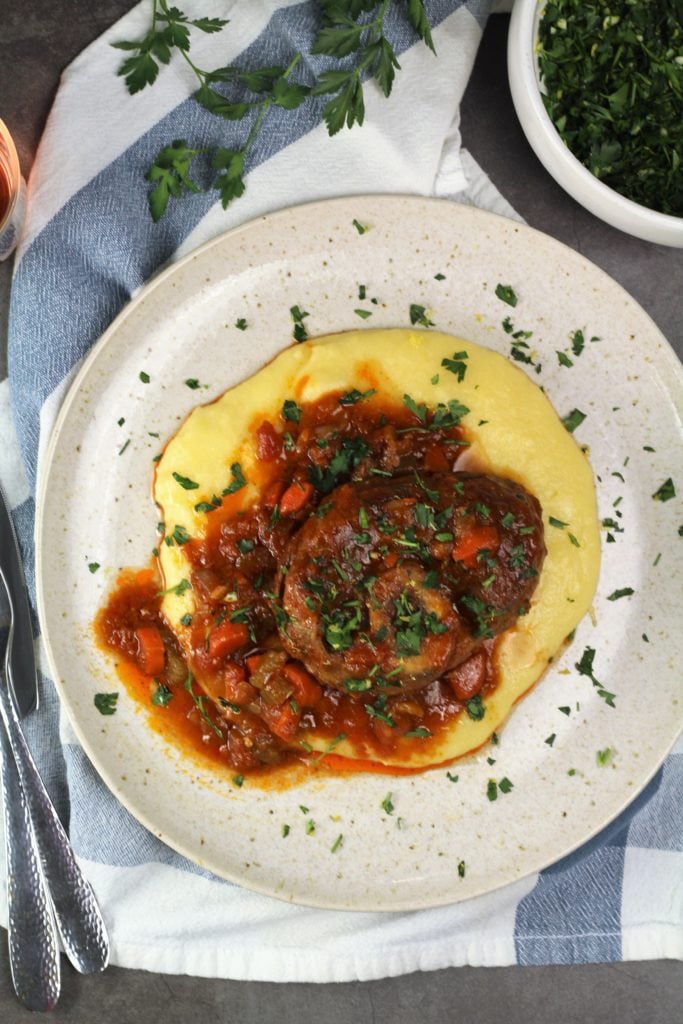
[508,0,683,247]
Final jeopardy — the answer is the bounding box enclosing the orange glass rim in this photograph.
[0,118,22,232]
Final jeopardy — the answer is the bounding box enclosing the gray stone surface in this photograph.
[0,3,681,1021]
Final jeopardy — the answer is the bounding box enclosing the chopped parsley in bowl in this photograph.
[508,0,683,246]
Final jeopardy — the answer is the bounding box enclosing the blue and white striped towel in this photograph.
[1,0,681,980]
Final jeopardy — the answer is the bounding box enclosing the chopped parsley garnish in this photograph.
[235,318,247,331]
[236,538,255,554]
[365,703,396,728]
[158,578,191,597]
[458,860,466,878]
[575,646,616,707]
[151,683,173,707]
[414,472,439,502]
[381,792,395,815]
[501,512,515,529]
[562,408,586,433]
[308,436,371,494]
[545,733,556,747]
[194,495,222,513]
[548,516,568,529]
[538,0,683,216]
[441,350,469,382]
[88,562,100,574]
[495,284,518,307]
[281,398,302,423]
[185,672,223,738]
[352,218,367,234]
[596,748,613,767]
[139,371,150,383]
[290,304,309,343]
[465,695,485,721]
[607,587,634,601]
[330,834,344,853]
[339,388,376,405]
[185,378,201,389]
[118,439,131,456]
[305,819,316,835]
[409,303,434,327]
[94,692,118,716]
[344,677,373,693]
[311,732,348,764]
[571,330,585,357]
[652,478,675,502]
[498,777,513,794]
[460,594,496,639]
[403,393,427,422]
[404,726,431,739]
[434,272,446,281]
[556,351,574,368]
[281,824,290,837]
[393,590,446,656]
[222,462,247,495]
[172,471,199,490]
[180,613,193,626]
[354,308,372,319]
[323,603,363,651]
[232,774,245,786]
[486,779,498,802]
[170,524,191,545]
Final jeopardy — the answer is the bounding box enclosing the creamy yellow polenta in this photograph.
[155,329,600,768]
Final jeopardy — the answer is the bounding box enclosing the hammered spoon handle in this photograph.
[0,680,109,974]
[0,718,61,1010]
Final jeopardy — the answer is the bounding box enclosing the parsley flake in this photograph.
[495,284,518,307]
[94,693,118,716]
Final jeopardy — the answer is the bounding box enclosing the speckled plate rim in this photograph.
[35,195,683,911]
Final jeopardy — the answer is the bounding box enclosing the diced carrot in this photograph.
[451,525,499,567]
[283,662,322,707]
[246,654,264,676]
[263,479,285,509]
[135,626,166,676]
[208,621,249,659]
[263,702,301,742]
[256,420,282,462]
[278,480,314,516]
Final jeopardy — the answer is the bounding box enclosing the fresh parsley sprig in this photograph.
[114,1,437,221]
[311,0,434,135]
[112,0,229,94]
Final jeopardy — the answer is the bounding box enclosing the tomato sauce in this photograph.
[95,387,537,781]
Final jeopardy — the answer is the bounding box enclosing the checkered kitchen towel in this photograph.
[1,0,681,979]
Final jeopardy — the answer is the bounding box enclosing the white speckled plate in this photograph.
[36,197,682,910]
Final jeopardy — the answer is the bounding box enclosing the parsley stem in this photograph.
[244,52,302,150]
[178,47,208,84]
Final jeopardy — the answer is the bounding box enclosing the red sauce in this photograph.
[95,388,536,782]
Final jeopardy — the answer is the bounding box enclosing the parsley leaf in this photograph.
[409,303,435,327]
[652,478,675,502]
[94,692,118,716]
[495,284,518,307]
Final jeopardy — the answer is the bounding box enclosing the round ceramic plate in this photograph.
[36,196,682,911]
